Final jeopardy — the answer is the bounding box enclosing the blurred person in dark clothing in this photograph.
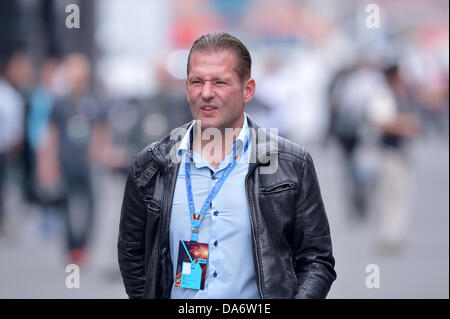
[139,59,192,146]
[0,53,25,236]
[326,61,383,222]
[105,59,192,167]
[28,58,60,183]
[367,64,421,253]
[27,57,62,238]
[37,53,108,266]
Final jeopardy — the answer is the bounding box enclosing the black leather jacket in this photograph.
[118,117,336,299]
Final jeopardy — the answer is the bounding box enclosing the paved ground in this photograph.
[314,136,449,299]
[0,136,448,299]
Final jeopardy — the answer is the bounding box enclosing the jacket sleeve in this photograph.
[293,152,336,299]
[117,159,147,299]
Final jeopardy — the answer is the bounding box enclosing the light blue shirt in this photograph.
[28,86,54,150]
[170,114,260,299]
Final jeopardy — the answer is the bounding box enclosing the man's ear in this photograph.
[243,78,256,103]
[185,79,190,103]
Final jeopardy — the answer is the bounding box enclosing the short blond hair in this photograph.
[187,32,252,82]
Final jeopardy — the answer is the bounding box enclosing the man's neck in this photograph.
[192,118,244,169]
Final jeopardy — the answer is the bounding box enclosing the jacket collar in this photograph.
[149,114,277,170]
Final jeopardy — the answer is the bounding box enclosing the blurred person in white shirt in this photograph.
[367,64,421,253]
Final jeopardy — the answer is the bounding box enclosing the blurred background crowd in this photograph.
[0,0,448,298]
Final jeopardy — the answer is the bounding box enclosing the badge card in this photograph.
[174,240,209,290]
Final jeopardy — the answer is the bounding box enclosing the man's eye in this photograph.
[215,81,226,85]
[190,80,201,85]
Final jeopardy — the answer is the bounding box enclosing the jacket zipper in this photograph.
[245,164,265,298]
[149,148,162,299]
[151,146,181,298]
[161,163,181,298]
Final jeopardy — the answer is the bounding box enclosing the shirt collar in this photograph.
[235,113,249,155]
[177,121,195,159]
[177,113,250,162]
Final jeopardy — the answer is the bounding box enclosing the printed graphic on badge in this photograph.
[175,240,209,290]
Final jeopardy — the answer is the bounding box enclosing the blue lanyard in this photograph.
[185,137,249,243]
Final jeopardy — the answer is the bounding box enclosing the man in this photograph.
[118,32,336,298]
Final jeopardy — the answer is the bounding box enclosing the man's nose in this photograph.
[201,82,214,100]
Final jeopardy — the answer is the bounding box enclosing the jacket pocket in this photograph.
[260,181,296,195]
[144,195,161,216]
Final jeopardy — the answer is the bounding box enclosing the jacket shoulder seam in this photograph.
[272,136,308,162]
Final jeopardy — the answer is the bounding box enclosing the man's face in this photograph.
[186,50,255,132]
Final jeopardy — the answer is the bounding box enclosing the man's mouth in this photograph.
[201,105,217,111]
[200,105,218,115]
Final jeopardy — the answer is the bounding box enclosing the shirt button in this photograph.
[213,271,218,278]
[214,240,218,247]
[213,211,218,216]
